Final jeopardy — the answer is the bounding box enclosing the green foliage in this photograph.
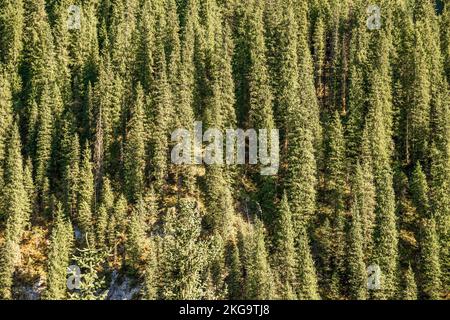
[108,194,128,265]
[420,218,442,299]
[274,193,296,299]
[246,1,275,132]
[280,1,317,228]
[410,163,429,217]
[296,223,320,300]
[160,198,208,299]
[443,5,450,81]
[353,160,376,258]
[77,145,94,239]
[204,165,235,238]
[244,1,277,225]
[151,36,171,192]
[44,203,74,300]
[35,84,54,193]
[225,241,243,300]
[68,237,109,300]
[0,123,29,299]
[0,71,13,190]
[143,238,158,300]
[124,84,146,202]
[0,0,447,301]
[0,0,24,92]
[126,199,150,269]
[244,219,274,300]
[365,63,398,299]
[96,177,113,250]
[348,202,367,300]
[402,265,417,300]
[63,134,80,218]
[326,112,346,212]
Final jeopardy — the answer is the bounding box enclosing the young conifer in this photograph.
[0,123,29,299]
[44,203,74,300]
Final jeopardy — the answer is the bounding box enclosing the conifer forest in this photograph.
[0,0,449,301]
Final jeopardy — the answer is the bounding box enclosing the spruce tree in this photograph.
[410,163,429,218]
[144,238,158,300]
[97,177,114,249]
[312,15,326,102]
[127,199,150,269]
[63,134,80,218]
[323,112,347,298]
[92,89,105,203]
[410,161,442,299]
[348,201,367,300]
[392,4,415,166]
[109,0,139,81]
[108,194,128,266]
[280,1,317,227]
[366,66,399,300]
[206,233,228,299]
[296,223,320,300]
[68,238,109,300]
[245,0,277,225]
[353,159,376,258]
[246,0,275,132]
[419,217,442,300]
[244,219,274,300]
[35,84,54,194]
[171,0,198,192]
[402,264,418,300]
[165,0,182,94]
[410,30,431,163]
[151,32,171,192]
[326,111,346,213]
[77,145,94,239]
[204,166,236,238]
[23,158,35,220]
[295,0,322,154]
[96,204,108,251]
[71,0,99,89]
[442,5,450,81]
[47,0,71,105]
[274,193,296,299]
[0,71,13,189]
[0,123,29,299]
[346,4,370,161]
[22,0,56,130]
[0,0,24,93]
[136,0,156,93]
[124,84,146,202]
[225,241,243,300]
[160,199,207,299]
[202,12,237,239]
[428,68,450,293]
[94,56,125,179]
[44,203,74,300]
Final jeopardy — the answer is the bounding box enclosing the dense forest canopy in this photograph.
[0,0,449,300]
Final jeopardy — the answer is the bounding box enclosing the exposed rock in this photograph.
[13,278,45,300]
[106,270,141,300]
